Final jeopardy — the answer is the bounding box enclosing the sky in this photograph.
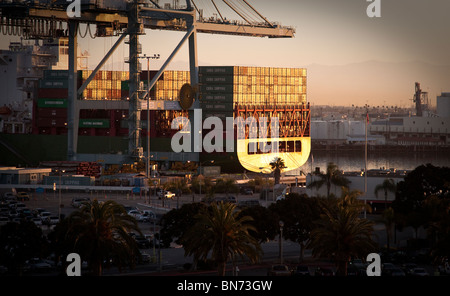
[1,0,449,106]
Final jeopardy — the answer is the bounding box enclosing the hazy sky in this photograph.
[1,0,449,105]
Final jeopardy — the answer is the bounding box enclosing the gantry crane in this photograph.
[0,0,296,162]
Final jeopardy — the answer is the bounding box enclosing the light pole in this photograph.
[259,167,269,206]
[138,54,160,183]
[279,220,284,264]
[58,169,65,220]
[198,160,214,195]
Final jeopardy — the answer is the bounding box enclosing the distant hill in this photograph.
[306,60,450,107]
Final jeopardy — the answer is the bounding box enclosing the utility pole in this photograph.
[138,54,160,181]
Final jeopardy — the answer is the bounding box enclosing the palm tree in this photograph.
[380,207,395,251]
[374,178,397,210]
[270,157,287,185]
[308,191,377,276]
[66,199,142,275]
[182,202,262,276]
[338,187,372,215]
[308,162,350,198]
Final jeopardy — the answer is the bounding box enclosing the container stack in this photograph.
[79,70,128,100]
[199,66,235,122]
[35,70,69,135]
[76,162,102,178]
[40,160,102,179]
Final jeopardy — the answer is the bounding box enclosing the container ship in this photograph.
[0,39,311,175]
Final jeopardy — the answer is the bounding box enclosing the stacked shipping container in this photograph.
[35,70,69,134]
[79,70,129,100]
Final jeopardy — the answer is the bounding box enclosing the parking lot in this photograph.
[1,188,448,276]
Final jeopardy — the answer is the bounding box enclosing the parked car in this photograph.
[47,216,59,225]
[32,208,47,217]
[411,267,429,276]
[388,267,406,276]
[401,263,417,275]
[8,209,19,219]
[25,258,53,272]
[32,217,42,226]
[141,210,156,221]
[214,196,237,204]
[315,267,335,276]
[128,210,145,221]
[16,192,30,201]
[241,188,254,195]
[293,265,310,276]
[0,216,9,225]
[39,211,51,223]
[381,262,396,276]
[438,258,450,275]
[3,192,16,201]
[15,203,26,210]
[238,199,260,208]
[164,191,176,199]
[349,258,366,269]
[267,264,292,276]
[134,236,151,249]
[71,197,90,208]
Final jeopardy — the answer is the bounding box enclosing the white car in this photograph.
[32,218,42,226]
[47,216,59,225]
[128,210,145,221]
[164,191,176,199]
[141,210,156,222]
[40,211,51,223]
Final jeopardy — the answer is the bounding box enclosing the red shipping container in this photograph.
[37,108,67,118]
[37,117,67,127]
[38,88,68,99]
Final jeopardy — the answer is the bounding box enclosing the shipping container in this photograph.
[199,75,234,84]
[37,117,67,127]
[79,119,110,128]
[39,79,69,89]
[199,66,235,76]
[201,93,234,102]
[44,70,69,79]
[37,98,68,108]
[200,85,234,94]
[37,108,67,118]
[201,102,234,111]
[43,175,95,186]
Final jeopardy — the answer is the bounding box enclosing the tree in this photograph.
[270,157,287,185]
[214,177,239,197]
[423,195,450,260]
[65,199,142,275]
[160,202,207,248]
[239,205,278,243]
[307,162,350,198]
[393,164,450,242]
[0,220,49,275]
[182,202,263,276]
[374,178,397,209]
[269,193,321,261]
[307,190,377,276]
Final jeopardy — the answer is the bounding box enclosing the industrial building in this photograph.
[0,167,52,185]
